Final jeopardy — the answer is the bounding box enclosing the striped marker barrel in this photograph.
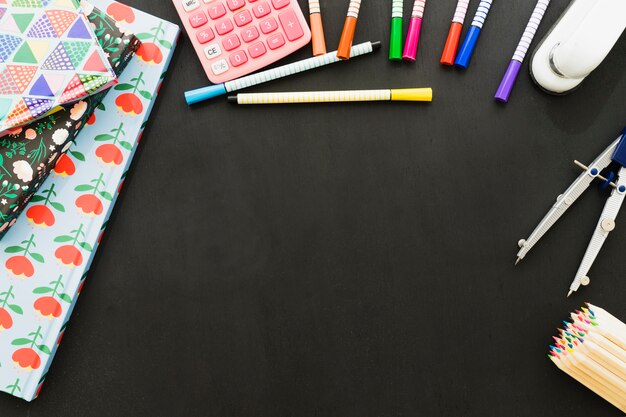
[229,88,433,104]
[455,0,493,69]
[495,0,550,102]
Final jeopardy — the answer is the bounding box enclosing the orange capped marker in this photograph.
[337,0,362,60]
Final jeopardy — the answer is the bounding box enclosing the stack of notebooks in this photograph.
[0,0,179,401]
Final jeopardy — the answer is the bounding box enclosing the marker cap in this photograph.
[402,17,422,61]
[440,22,463,66]
[494,60,522,103]
[455,25,482,69]
[185,84,228,105]
[390,88,432,102]
[389,18,403,61]
[337,17,358,60]
[310,13,327,56]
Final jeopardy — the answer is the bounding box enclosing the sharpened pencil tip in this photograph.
[567,290,573,298]
[515,257,521,266]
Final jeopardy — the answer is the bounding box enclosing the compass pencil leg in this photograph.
[569,166,626,296]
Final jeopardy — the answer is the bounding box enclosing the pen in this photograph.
[441,0,470,65]
[455,0,493,69]
[403,0,427,61]
[184,41,381,105]
[389,0,403,60]
[308,0,327,56]
[495,0,550,102]
[337,0,362,60]
[227,88,433,104]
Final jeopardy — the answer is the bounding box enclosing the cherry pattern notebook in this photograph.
[0,0,117,133]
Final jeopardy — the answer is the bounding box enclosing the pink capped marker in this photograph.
[403,0,426,61]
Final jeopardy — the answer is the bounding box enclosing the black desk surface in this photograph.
[2,0,626,415]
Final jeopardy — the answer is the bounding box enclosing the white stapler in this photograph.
[530,0,626,94]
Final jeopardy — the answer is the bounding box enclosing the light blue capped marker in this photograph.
[185,84,228,105]
[183,41,381,105]
[454,0,493,69]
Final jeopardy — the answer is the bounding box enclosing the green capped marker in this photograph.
[389,0,403,60]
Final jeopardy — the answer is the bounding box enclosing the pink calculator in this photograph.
[173,0,312,83]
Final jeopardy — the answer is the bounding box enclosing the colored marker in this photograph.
[495,0,550,102]
[308,0,327,56]
[184,41,381,105]
[440,0,470,65]
[455,0,493,69]
[389,0,404,60]
[337,0,362,60]
[228,88,433,104]
[403,0,427,61]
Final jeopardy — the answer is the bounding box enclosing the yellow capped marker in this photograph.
[227,88,433,105]
[390,88,432,102]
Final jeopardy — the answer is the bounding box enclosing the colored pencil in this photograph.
[184,41,381,105]
[440,0,470,65]
[495,0,550,102]
[454,0,493,69]
[337,0,363,60]
[308,0,327,56]
[389,0,404,60]
[228,88,433,104]
[402,0,426,61]
[549,305,626,413]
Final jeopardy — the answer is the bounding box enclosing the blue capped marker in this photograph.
[454,0,493,69]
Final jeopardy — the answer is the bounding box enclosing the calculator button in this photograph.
[226,0,245,11]
[234,10,253,27]
[211,59,229,75]
[248,41,266,58]
[259,17,278,34]
[207,2,227,19]
[267,33,285,49]
[182,0,201,12]
[203,43,222,59]
[251,1,270,18]
[189,11,208,28]
[215,18,234,35]
[278,9,303,41]
[196,28,215,44]
[271,0,289,9]
[241,26,259,42]
[229,50,248,67]
[222,34,241,51]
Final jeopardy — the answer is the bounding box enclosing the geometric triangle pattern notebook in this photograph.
[0,0,179,401]
[0,1,140,241]
[0,0,117,133]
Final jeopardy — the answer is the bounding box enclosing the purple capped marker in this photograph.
[495,0,551,103]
